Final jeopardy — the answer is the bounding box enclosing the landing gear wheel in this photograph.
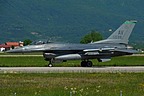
[81,61,87,67]
[48,59,53,67]
[48,64,52,67]
[81,61,93,67]
[86,61,93,67]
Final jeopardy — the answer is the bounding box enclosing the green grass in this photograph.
[96,56,144,66]
[0,73,144,96]
[0,56,47,67]
[0,55,144,96]
[0,56,144,67]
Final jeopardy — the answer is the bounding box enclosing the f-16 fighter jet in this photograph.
[7,20,137,67]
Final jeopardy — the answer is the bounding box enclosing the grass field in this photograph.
[0,55,144,67]
[0,73,144,96]
[0,54,144,96]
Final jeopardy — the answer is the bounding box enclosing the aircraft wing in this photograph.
[83,48,137,53]
[83,48,114,56]
[83,48,137,57]
[114,49,138,54]
[83,48,115,52]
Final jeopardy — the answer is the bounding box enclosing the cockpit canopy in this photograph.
[31,39,53,45]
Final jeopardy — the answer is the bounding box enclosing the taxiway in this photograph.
[0,67,144,73]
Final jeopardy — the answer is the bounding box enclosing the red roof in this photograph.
[5,42,19,46]
[0,44,11,48]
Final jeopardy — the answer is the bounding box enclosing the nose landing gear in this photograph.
[46,59,53,67]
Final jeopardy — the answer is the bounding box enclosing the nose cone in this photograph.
[6,44,46,53]
[6,47,24,53]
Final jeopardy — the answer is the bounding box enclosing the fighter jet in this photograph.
[7,20,137,67]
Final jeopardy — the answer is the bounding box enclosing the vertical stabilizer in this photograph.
[94,20,137,44]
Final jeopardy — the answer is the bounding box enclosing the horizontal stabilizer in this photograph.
[115,49,138,54]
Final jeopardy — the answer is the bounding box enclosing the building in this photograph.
[0,41,23,52]
[0,44,11,51]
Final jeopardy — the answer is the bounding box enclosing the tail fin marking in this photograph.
[94,20,137,44]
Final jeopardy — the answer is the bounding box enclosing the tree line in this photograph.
[23,30,103,45]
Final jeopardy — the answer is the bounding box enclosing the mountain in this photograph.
[0,0,144,44]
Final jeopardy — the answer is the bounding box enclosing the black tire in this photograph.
[86,61,93,67]
[81,61,87,67]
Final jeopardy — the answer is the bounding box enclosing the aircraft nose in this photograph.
[6,44,46,53]
[6,48,24,53]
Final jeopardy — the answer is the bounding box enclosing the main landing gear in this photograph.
[46,58,93,67]
[81,60,93,67]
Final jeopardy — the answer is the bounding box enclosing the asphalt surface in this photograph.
[0,67,144,73]
[0,54,143,57]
